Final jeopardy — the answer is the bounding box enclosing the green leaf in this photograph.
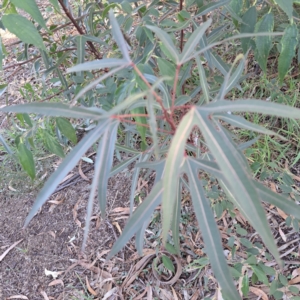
[240,6,257,53]
[156,57,176,85]
[24,120,110,226]
[131,107,147,151]
[0,83,7,97]
[0,37,3,70]
[0,103,104,119]
[250,265,268,285]
[241,275,249,297]
[214,113,286,140]
[43,130,65,158]
[49,0,61,12]
[165,243,177,255]
[255,13,274,72]
[201,99,300,120]
[67,58,128,73]
[162,255,175,273]
[146,25,179,63]
[82,120,119,248]
[108,181,164,259]
[196,56,210,103]
[18,143,35,180]
[195,0,230,18]
[56,117,77,144]
[10,0,47,30]
[109,10,130,62]
[185,159,241,300]
[274,0,293,20]
[0,133,14,156]
[278,24,298,83]
[162,109,197,242]
[180,18,212,63]
[2,14,46,51]
[195,110,281,266]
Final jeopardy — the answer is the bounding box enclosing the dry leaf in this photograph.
[277,208,288,220]
[49,279,64,287]
[7,296,29,299]
[292,268,300,278]
[289,275,300,285]
[249,286,268,300]
[86,276,97,296]
[40,291,50,300]
[45,269,63,279]
[0,239,23,262]
[279,227,287,242]
[112,222,122,234]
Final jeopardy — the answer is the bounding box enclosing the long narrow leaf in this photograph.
[109,10,131,62]
[108,181,164,259]
[214,113,286,140]
[24,119,110,226]
[146,25,179,63]
[201,99,300,119]
[162,109,197,242]
[196,56,210,104]
[97,121,119,217]
[185,159,241,300]
[180,19,212,63]
[67,58,128,73]
[0,103,103,119]
[195,110,281,265]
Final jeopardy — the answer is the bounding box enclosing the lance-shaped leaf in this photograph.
[214,113,286,140]
[11,0,48,30]
[195,0,231,18]
[71,65,128,104]
[2,14,46,51]
[196,56,210,104]
[0,133,14,156]
[201,99,300,119]
[185,159,241,300]
[108,181,164,259]
[82,120,119,249]
[195,109,281,265]
[255,13,274,72]
[24,119,110,226]
[146,25,179,63]
[218,54,246,98]
[240,6,257,54]
[254,181,300,220]
[110,153,141,177]
[109,10,131,62]
[180,19,212,64]
[171,180,182,255]
[162,109,197,243]
[0,103,104,119]
[18,143,36,180]
[97,121,119,217]
[274,0,293,20]
[278,24,298,83]
[67,58,128,73]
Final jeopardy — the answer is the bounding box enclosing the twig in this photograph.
[57,0,102,59]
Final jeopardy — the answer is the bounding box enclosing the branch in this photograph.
[57,0,102,59]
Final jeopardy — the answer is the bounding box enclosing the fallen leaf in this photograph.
[49,279,64,287]
[86,276,97,296]
[45,268,63,279]
[0,239,23,262]
[40,291,50,300]
[249,286,268,300]
[289,275,300,285]
[7,296,28,299]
